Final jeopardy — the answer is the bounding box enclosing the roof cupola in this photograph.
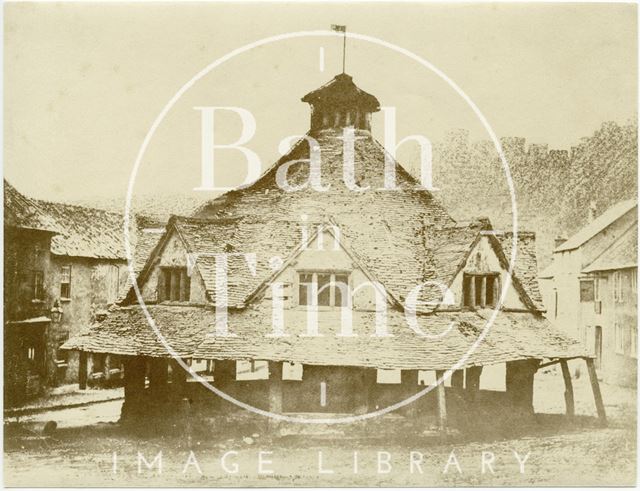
[301,73,380,132]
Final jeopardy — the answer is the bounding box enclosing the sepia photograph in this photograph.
[2,1,638,487]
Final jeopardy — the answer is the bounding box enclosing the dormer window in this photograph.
[158,267,190,302]
[463,273,499,308]
[298,272,349,307]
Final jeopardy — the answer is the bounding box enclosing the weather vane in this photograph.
[331,24,347,73]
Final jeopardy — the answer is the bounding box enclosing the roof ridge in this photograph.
[35,198,124,220]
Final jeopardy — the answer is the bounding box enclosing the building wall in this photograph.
[542,209,638,387]
[4,227,55,404]
[579,268,637,387]
[46,256,128,385]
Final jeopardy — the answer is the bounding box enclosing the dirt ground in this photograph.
[3,369,637,487]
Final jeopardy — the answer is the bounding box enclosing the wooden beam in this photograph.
[435,370,448,431]
[538,356,583,370]
[78,351,88,390]
[560,359,575,417]
[585,357,607,425]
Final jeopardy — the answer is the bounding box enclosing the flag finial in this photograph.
[331,25,347,73]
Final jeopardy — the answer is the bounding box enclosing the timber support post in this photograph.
[170,359,188,401]
[268,361,283,424]
[78,351,87,390]
[451,370,464,389]
[121,356,147,422]
[401,369,420,417]
[435,370,448,431]
[356,368,374,415]
[585,357,607,425]
[148,358,169,405]
[267,361,283,433]
[560,359,575,418]
[465,366,482,402]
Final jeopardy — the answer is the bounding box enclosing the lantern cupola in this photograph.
[301,73,380,133]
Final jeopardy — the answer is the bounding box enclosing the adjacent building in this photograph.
[4,182,61,405]
[540,199,637,387]
[4,181,138,404]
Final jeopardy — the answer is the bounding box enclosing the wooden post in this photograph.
[122,356,147,421]
[148,358,169,402]
[585,357,607,425]
[78,351,88,390]
[451,370,464,389]
[268,361,283,414]
[560,359,575,417]
[182,397,193,448]
[465,366,482,402]
[401,369,420,417]
[170,358,188,401]
[104,355,111,382]
[435,370,448,431]
[506,359,538,413]
[469,279,476,307]
[356,368,374,415]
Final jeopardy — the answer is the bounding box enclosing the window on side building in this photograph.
[613,271,624,303]
[60,266,71,300]
[33,271,44,301]
[580,279,595,302]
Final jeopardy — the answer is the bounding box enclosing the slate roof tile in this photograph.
[62,305,586,368]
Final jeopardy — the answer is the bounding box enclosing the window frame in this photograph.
[60,265,72,300]
[33,271,44,302]
[296,271,351,308]
[579,279,595,302]
[158,267,191,302]
[613,271,624,303]
[462,272,500,309]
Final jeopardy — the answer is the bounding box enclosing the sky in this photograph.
[4,2,637,202]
